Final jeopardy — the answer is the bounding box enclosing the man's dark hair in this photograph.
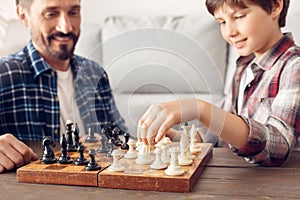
[206,0,290,27]
[16,0,32,8]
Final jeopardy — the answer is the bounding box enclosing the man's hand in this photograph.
[0,134,38,173]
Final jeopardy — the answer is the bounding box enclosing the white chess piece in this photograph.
[190,124,202,154]
[124,139,138,159]
[135,140,142,151]
[178,123,193,166]
[150,144,167,170]
[108,149,124,172]
[135,143,153,164]
[165,146,184,176]
[161,137,172,164]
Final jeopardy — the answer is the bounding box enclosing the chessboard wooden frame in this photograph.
[17,143,213,193]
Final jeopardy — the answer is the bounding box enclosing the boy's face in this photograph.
[21,0,81,61]
[214,2,282,58]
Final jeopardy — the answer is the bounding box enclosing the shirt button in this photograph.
[54,129,59,134]
[55,96,59,101]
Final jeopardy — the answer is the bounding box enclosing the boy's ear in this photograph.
[16,5,30,28]
[271,0,283,18]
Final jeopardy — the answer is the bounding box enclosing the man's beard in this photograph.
[45,32,79,61]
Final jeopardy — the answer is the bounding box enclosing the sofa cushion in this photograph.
[100,15,227,95]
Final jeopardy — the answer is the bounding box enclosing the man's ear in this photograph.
[16,5,30,28]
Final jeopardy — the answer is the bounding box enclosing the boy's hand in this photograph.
[0,134,38,173]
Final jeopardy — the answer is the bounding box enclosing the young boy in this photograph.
[137,0,300,166]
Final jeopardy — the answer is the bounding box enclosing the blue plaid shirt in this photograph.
[0,41,126,142]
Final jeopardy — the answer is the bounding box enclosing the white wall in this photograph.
[81,0,204,25]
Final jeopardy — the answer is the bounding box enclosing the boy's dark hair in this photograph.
[205,0,290,27]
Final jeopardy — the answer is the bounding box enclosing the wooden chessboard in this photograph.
[16,141,112,186]
[17,141,213,193]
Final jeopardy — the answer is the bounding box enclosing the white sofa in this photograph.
[1,0,300,136]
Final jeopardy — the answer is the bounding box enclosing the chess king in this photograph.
[0,0,126,173]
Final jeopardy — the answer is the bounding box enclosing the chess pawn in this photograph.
[85,149,101,171]
[108,150,124,172]
[165,146,185,176]
[135,143,153,165]
[124,139,138,159]
[150,145,167,170]
[75,144,89,165]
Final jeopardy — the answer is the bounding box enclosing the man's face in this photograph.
[25,0,81,61]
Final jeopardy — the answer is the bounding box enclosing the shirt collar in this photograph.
[237,33,295,71]
[27,41,78,79]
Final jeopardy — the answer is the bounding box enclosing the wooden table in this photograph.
[1,141,300,200]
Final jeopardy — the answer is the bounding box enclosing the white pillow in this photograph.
[100,15,227,95]
[0,1,27,58]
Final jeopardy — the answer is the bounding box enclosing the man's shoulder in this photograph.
[0,48,28,70]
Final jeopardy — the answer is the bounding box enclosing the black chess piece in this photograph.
[121,132,130,150]
[58,133,73,164]
[106,137,115,157]
[41,136,57,164]
[75,144,89,165]
[97,125,111,153]
[85,127,98,143]
[102,125,112,139]
[85,149,101,171]
[73,123,81,148]
[97,134,109,153]
[65,120,76,152]
[112,127,123,146]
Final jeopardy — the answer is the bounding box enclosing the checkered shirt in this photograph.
[222,33,300,166]
[0,41,126,142]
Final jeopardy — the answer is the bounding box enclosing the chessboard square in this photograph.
[45,165,67,170]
